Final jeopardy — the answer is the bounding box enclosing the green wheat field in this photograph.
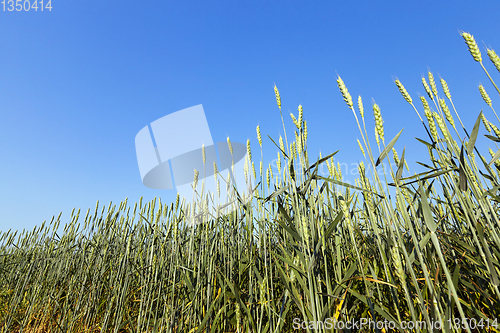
[1,31,500,333]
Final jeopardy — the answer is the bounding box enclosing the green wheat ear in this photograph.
[193,169,199,189]
[482,113,492,133]
[227,137,233,155]
[439,98,455,128]
[213,161,218,183]
[337,75,353,108]
[422,77,434,101]
[290,112,299,129]
[298,104,303,127]
[461,31,482,62]
[358,95,364,118]
[372,102,384,142]
[421,96,438,141]
[279,135,285,154]
[246,139,252,163]
[395,79,412,104]
[440,78,452,100]
[357,139,365,157]
[490,148,500,167]
[433,112,450,141]
[428,71,438,98]
[202,144,206,165]
[252,161,256,180]
[392,148,400,165]
[256,125,262,147]
[487,48,500,73]
[274,84,281,110]
[479,84,492,107]
[490,122,500,138]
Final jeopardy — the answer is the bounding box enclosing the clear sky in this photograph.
[1,0,499,233]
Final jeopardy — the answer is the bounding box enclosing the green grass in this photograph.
[1,31,500,333]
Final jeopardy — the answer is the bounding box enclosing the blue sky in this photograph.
[1,0,499,233]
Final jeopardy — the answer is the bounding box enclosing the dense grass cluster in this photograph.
[2,32,500,332]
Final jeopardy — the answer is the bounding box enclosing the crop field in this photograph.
[1,32,500,332]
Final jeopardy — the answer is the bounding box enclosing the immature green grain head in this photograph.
[274,84,281,110]
[202,144,206,165]
[226,171,231,191]
[358,95,364,118]
[479,84,492,107]
[260,279,267,303]
[256,125,262,147]
[235,302,241,330]
[421,96,438,141]
[391,246,406,283]
[461,31,482,62]
[433,112,450,141]
[392,148,400,165]
[174,193,180,211]
[428,72,438,98]
[340,198,350,221]
[426,111,438,142]
[358,161,365,177]
[244,159,249,184]
[227,137,233,155]
[357,139,365,157]
[440,78,452,100]
[290,112,299,129]
[266,166,270,189]
[294,131,302,155]
[326,161,336,179]
[439,98,455,128]
[279,135,285,154]
[337,75,353,109]
[490,122,500,138]
[269,163,273,183]
[395,79,412,104]
[327,157,334,177]
[481,113,492,133]
[298,105,303,127]
[373,102,384,142]
[487,48,500,73]
[420,95,430,113]
[490,148,500,167]
[246,139,252,162]
[422,77,434,100]
[193,169,199,189]
[304,121,308,141]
